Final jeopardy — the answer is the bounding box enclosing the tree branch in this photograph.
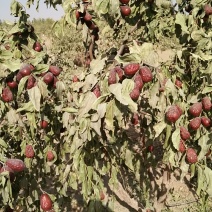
[89,35,94,60]
[117,20,141,56]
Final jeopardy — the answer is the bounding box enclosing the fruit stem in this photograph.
[39,187,46,194]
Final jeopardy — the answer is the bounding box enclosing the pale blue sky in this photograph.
[0,0,64,21]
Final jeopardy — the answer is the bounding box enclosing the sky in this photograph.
[0,0,178,22]
[0,0,64,21]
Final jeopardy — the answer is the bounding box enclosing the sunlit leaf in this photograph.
[28,86,41,111]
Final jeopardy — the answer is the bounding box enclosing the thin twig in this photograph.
[117,20,141,56]
[89,35,94,60]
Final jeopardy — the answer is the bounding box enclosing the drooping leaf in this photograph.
[62,107,78,113]
[105,100,115,131]
[17,76,29,96]
[90,58,106,75]
[125,149,134,171]
[171,128,180,150]
[34,64,49,74]
[17,101,34,112]
[175,13,189,34]
[56,81,66,100]
[197,165,204,196]
[154,121,167,138]
[78,92,97,117]
[198,134,210,161]
[180,154,189,180]
[0,138,8,148]
[28,86,41,111]
[203,167,212,196]
[6,109,19,125]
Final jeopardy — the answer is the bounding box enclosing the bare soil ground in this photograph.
[64,123,206,212]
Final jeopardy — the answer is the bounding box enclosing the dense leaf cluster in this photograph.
[0,0,212,211]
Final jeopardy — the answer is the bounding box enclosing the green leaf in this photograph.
[2,59,22,72]
[165,79,178,101]
[198,134,210,161]
[131,42,160,67]
[203,167,212,196]
[180,154,189,180]
[125,149,134,171]
[90,119,101,136]
[154,121,167,138]
[191,52,212,61]
[202,85,212,94]
[156,0,171,8]
[97,103,107,118]
[17,101,34,112]
[78,92,97,118]
[61,182,68,196]
[149,81,160,109]
[68,173,77,190]
[192,0,208,7]
[105,100,115,131]
[204,63,212,74]
[113,101,124,127]
[28,86,41,111]
[121,79,137,112]
[197,165,204,196]
[37,80,48,98]
[79,118,88,134]
[34,64,49,74]
[26,112,37,137]
[62,107,78,113]
[96,0,109,14]
[108,165,118,188]
[62,165,71,184]
[88,201,95,212]
[175,13,188,34]
[191,30,205,41]
[82,74,98,92]
[13,49,22,59]
[109,83,128,105]
[171,128,180,150]
[0,138,8,148]
[90,58,106,75]
[190,164,196,178]
[1,175,6,188]
[86,166,93,196]
[70,132,84,154]
[157,49,176,63]
[109,0,119,15]
[17,76,29,96]
[10,0,23,17]
[6,109,19,125]
[56,81,65,100]
[30,51,49,66]
[0,50,13,60]
[115,53,141,64]
[164,124,172,147]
